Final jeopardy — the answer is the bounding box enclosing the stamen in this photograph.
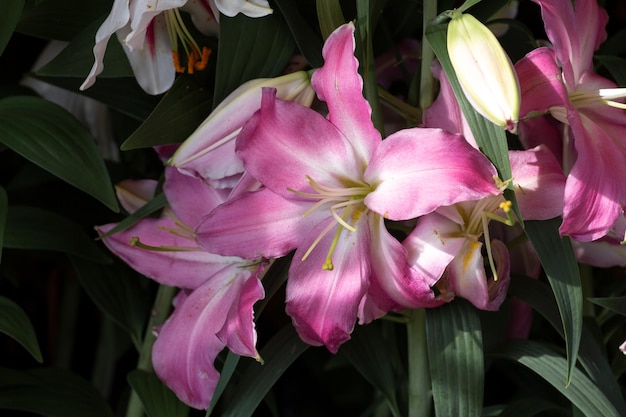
[129,236,203,252]
[164,9,211,74]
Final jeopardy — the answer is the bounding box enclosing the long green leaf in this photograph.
[342,321,402,417]
[220,325,308,417]
[213,12,295,106]
[207,351,241,416]
[71,256,152,349]
[17,0,110,41]
[0,186,6,262]
[0,96,119,211]
[127,370,189,417]
[497,398,564,417]
[97,192,168,239]
[426,300,483,417]
[316,0,345,39]
[0,367,115,417]
[524,218,582,383]
[272,0,324,68]
[0,0,24,57]
[588,296,626,316]
[4,205,110,263]
[492,340,621,417]
[509,276,626,415]
[122,75,214,150]
[0,296,42,363]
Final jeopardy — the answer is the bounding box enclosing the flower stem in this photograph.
[125,284,177,417]
[406,308,432,417]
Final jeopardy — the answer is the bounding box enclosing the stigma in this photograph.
[164,9,211,74]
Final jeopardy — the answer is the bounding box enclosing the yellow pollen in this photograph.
[499,200,512,213]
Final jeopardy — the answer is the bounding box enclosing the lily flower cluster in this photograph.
[96,0,625,410]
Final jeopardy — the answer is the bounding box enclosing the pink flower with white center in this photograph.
[194,23,500,352]
[515,0,626,241]
[404,146,566,310]
[97,166,265,409]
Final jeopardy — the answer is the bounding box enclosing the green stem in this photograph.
[125,284,177,417]
[407,309,432,417]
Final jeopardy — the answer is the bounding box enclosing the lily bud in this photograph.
[447,11,520,131]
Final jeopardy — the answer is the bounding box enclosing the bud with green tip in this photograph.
[447,11,520,131]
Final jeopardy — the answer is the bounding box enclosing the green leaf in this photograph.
[0,296,42,363]
[509,276,626,415]
[71,256,152,349]
[0,367,115,417]
[0,96,119,211]
[17,0,111,41]
[492,340,622,417]
[207,351,240,416]
[122,75,214,150]
[341,321,402,417]
[213,12,295,106]
[4,205,110,263]
[595,55,626,86]
[35,15,134,79]
[426,300,483,417]
[220,325,309,417]
[497,398,564,417]
[97,192,168,240]
[0,0,24,57]
[0,186,6,261]
[127,370,189,417]
[524,218,582,384]
[316,0,345,39]
[272,0,324,68]
[588,296,626,316]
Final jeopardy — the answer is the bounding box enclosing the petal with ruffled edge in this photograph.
[559,112,626,241]
[213,0,272,17]
[80,0,131,91]
[509,146,565,220]
[364,128,499,220]
[532,0,607,87]
[152,264,264,409]
[98,218,245,289]
[195,188,327,259]
[447,239,510,311]
[235,88,360,196]
[311,23,381,165]
[286,217,371,353]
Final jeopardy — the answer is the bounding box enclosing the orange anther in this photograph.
[194,47,212,71]
[172,51,185,73]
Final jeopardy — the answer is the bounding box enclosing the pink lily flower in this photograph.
[573,210,626,268]
[515,0,626,241]
[403,146,565,310]
[97,166,265,409]
[194,23,500,352]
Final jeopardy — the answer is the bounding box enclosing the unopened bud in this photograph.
[447,11,520,131]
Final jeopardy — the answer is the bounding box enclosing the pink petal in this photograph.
[509,146,565,220]
[447,239,510,311]
[364,128,499,220]
[235,89,360,196]
[152,263,263,409]
[97,219,242,289]
[403,211,466,286]
[114,179,158,213]
[163,166,228,227]
[311,23,380,163]
[560,113,626,241]
[368,214,443,310]
[532,0,608,86]
[423,60,477,147]
[517,115,563,160]
[286,217,371,353]
[195,188,325,259]
[515,47,568,117]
